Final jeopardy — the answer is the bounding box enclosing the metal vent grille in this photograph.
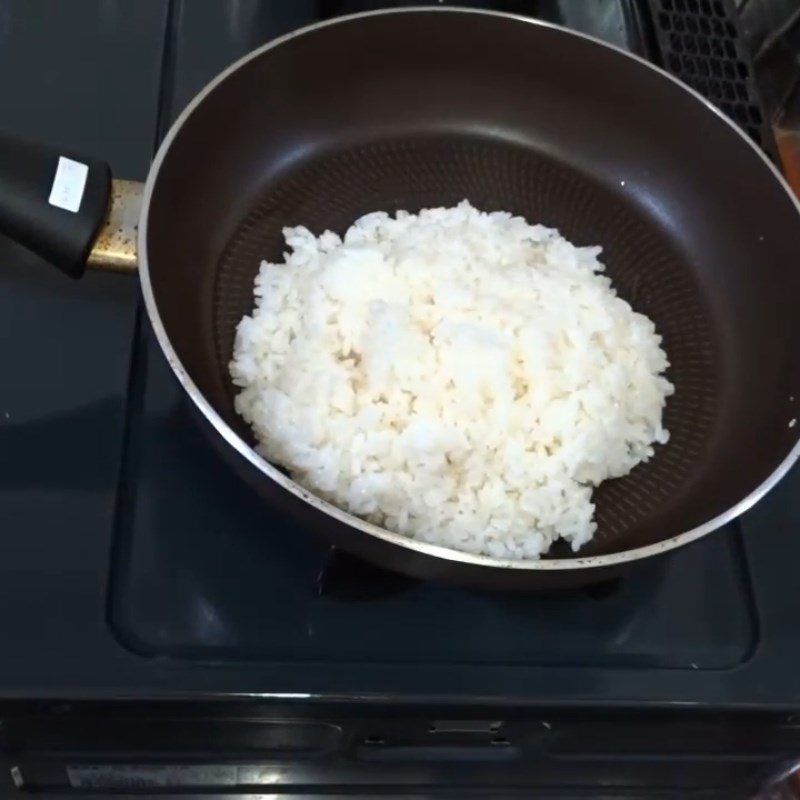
[648,0,771,150]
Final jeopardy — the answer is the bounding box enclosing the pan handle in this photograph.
[0,132,140,277]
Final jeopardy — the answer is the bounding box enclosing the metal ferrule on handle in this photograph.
[86,179,142,274]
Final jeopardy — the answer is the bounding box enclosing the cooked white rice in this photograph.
[230,201,673,560]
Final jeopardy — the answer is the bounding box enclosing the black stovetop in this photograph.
[113,316,755,670]
[1,0,799,710]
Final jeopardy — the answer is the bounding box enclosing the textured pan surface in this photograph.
[215,137,717,557]
[143,10,800,570]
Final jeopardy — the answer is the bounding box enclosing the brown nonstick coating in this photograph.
[143,10,800,587]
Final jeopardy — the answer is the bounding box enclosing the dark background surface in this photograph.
[1,1,799,797]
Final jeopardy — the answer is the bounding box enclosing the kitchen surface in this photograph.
[1,1,800,797]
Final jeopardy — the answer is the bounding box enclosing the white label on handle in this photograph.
[48,156,88,213]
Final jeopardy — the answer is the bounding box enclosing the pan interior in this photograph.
[212,136,718,558]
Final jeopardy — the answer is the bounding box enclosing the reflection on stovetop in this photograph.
[109,320,756,670]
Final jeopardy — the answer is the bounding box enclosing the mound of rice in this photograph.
[230,201,673,560]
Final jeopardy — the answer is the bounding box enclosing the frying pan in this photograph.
[2,8,800,590]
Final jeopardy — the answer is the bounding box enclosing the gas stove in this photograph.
[1,1,799,797]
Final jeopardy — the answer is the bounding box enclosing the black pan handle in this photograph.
[0,132,111,278]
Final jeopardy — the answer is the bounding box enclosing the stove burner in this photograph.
[316,548,626,602]
[316,548,421,601]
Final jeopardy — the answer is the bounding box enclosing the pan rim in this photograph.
[137,5,800,572]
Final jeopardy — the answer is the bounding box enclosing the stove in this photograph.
[113,320,756,667]
[1,1,800,798]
